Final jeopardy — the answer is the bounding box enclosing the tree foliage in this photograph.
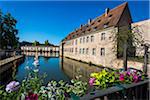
[111,25,144,58]
[44,40,50,46]
[0,9,19,49]
[32,40,40,46]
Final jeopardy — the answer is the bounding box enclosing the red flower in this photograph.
[25,92,38,100]
[119,74,124,81]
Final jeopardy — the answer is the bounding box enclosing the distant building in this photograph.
[132,19,150,56]
[21,46,59,52]
[60,2,149,67]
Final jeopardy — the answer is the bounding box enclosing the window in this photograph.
[83,48,85,54]
[91,22,94,25]
[88,28,91,31]
[75,39,78,45]
[80,48,82,54]
[86,48,89,54]
[100,48,105,56]
[86,36,89,43]
[109,14,112,17]
[98,19,101,22]
[92,48,96,55]
[83,37,85,43]
[75,48,77,54]
[73,35,75,38]
[104,22,109,28]
[101,33,106,40]
[91,35,94,42]
[80,38,82,43]
[93,26,97,31]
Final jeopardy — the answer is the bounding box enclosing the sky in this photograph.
[0,1,149,45]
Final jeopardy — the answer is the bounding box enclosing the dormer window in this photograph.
[109,14,112,17]
[98,19,101,22]
[104,22,109,28]
[94,26,97,29]
[93,26,97,31]
[88,28,91,31]
[91,22,94,25]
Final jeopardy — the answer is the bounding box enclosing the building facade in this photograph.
[60,2,149,67]
[21,46,59,52]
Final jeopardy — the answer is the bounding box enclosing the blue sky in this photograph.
[0,1,149,45]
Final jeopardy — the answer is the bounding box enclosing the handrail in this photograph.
[81,79,149,100]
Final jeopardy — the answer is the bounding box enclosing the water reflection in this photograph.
[1,53,104,85]
[60,57,103,82]
[0,59,23,85]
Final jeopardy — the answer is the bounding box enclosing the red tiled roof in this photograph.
[64,2,128,41]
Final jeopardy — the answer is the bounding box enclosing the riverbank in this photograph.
[0,55,23,66]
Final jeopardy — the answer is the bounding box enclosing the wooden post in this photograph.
[61,42,64,58]
[60,42,64,69]
[123,43,127,71]
[143,44,149,75]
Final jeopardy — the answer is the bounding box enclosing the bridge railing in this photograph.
[81,79,149,100]
[0,50,22,60]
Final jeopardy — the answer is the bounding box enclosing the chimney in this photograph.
[105,8,109,17]
[88,19,92,25]
[80,24,83,28]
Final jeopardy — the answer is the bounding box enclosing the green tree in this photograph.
[44,40,50,46]
[33,40,40,46]
[112,25,144,58]
[0,10,19,49]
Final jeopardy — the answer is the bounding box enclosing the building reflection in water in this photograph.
[0,59,22,85]
[60,57,104,82]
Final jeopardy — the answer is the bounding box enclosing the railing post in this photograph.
[123,43,127,71]
[143,44,149,75]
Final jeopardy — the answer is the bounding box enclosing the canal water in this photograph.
[1,52,103,85]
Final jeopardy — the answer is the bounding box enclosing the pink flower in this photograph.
[126,71,130,76]
[119,74,124,81]
[89,78,96,86]
[133,75,138,83]
[25,92,38,100]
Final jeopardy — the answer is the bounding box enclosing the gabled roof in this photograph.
[64,2,128,41]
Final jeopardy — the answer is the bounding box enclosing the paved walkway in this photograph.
[0,55,23,66]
